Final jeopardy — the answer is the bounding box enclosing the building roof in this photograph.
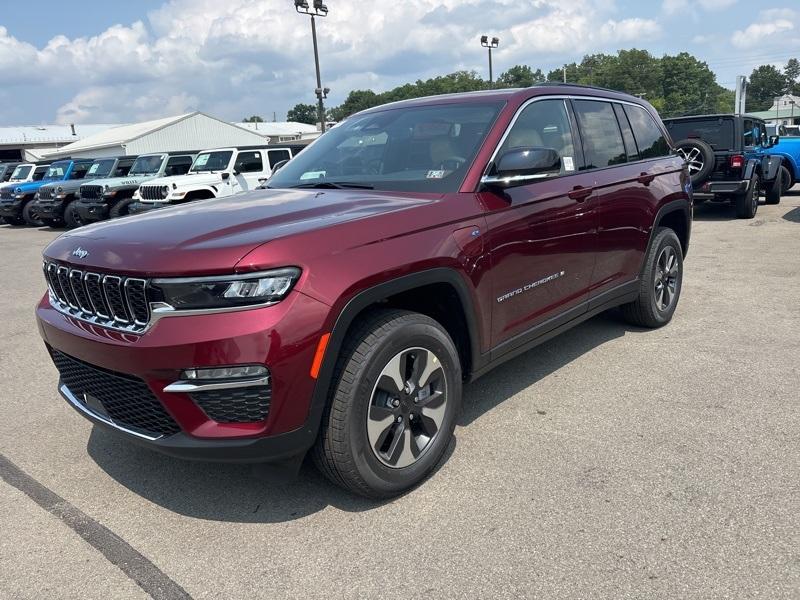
[748,108,800,120]
[47,113,196,155]
[0,123,122,146]
[234,121,318,136]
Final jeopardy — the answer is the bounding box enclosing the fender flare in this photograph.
[301,268,483,442]
[647,198,692,258]
[183,186,218,199]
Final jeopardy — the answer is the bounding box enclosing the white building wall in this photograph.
[125,114,266,155]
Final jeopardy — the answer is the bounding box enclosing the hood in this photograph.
[84,174,157,189]
[43,187,435,276]
[142,172,221,191]
[15,179,60,193]
[40,179,85,193]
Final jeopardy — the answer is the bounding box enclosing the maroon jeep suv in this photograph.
[36,85,691,498]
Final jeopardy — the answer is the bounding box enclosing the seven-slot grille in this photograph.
[79,184,103,200]
[37,187,55,201]
[139,185,165,200]
[0,189,14,200]
[43,261,150,332]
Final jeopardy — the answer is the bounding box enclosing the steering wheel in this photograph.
[364,158,382,175]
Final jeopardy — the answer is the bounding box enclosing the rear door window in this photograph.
[613,104,639,162]
[623,104,670,159]
[573,100,627,169]
[165,155,193,176]
[33,166,49,181]
[267,149,291,169]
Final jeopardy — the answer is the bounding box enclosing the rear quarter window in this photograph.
[573,100,627,169]
[623,104,670,159]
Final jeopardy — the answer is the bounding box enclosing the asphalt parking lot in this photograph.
[1,193,799,600]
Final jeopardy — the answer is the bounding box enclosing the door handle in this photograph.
[637,172,656,185]
[568,186,593,201]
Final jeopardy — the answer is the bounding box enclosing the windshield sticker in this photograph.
[195,154,210,167]
[88,164,100,174]
[427,170,446,179]
[300,170,326,180]
[563,156,575,171]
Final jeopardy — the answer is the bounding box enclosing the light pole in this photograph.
[295,0,329,133]
[791,99,796,125]
[480,36,499,87]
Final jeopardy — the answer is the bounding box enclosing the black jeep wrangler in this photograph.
[663,114,783,218]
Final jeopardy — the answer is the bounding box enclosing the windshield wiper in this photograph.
[289,181,374,190]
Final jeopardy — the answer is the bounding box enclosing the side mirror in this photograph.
[271,159,289,176]
[768,135,780,147]
[221,172,230,180]
[482,147,561,188]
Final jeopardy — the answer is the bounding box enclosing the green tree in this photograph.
[747,65,787,111]
[784,58,800,94]
[287,103,319,125]
[242,115,264,123]
[496,65,545,88]
[328,90,381,121]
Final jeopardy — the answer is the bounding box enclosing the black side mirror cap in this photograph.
[221,172,230,180]
[481,147,561,188]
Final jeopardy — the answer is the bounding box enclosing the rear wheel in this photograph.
[780,165,793,194]
[22,201,43,226]
[735,174,759,219]
[63,200,85,228]
[621,228,684,328]
[313,309,462,498]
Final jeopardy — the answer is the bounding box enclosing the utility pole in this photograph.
[295,1,330,133]
[563,65,566,83]
[480,36,499,87]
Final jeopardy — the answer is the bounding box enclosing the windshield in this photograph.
[268,102,504,193]
[10,165,32,181]
[191,151,233,172]
[44,161,71,180]
[129,155,165,176]
[86,159,116,178]
[666,118,735,150]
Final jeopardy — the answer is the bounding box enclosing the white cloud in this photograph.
[731,20,794,49]
[663,0,737,16]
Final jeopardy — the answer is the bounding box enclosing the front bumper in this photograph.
[37,290,331,463]
[694,179,749,198]
[128,201,166,215]
[0,198,25,218]
[32,199,67,219]
[76,201,109,221]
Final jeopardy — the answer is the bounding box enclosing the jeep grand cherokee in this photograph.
[36,85,691,498]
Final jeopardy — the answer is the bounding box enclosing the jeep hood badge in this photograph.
[72,247,89,259]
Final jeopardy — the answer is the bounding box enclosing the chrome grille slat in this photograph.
[80,185,103,200]
[102,276,130,323]
[43,261,149,333]
[140,186,161,200]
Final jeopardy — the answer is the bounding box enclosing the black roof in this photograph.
[663,113,765,122]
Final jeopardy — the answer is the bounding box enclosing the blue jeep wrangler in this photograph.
[0,158,94,226]
[664,114,783,219]
[766,124,799,194]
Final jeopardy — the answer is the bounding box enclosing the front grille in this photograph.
[80,185,103,200]
[190,385,272,423]
[37,187,55,200]
[0,190,13,200]
[44,261,151,332]
[139,185,165,200]
[50,350,181,438]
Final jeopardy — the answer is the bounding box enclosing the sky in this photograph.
[0,0,797,126]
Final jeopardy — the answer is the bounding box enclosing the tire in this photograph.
[674,138,715,186]
[621,227,684,328]
[779,165,793,194]
[22,201,43,226]
[63,200,86,228]
[313,308,462,499]
[735,174,759,219]
[3,216,24,226]
[40,218,64,228]
[109,198,134,219]
[765,167,782,205]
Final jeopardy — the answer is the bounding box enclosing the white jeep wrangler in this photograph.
[129,146,294,213]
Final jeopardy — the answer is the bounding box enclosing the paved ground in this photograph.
[1,193,799,600]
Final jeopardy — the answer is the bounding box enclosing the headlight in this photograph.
[104,185,109,191]
[161,185,169,198]
[14,187,21,194]
[151,268,301,310]
[57,186,63,193]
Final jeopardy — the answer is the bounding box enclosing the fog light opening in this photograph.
[181,365,269,381]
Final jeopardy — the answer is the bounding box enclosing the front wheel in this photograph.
[735,174,759,219]
[109,198,135,219]
[313,309,462,498]
[764,168,782,205]
[779,165,793,194]
[63,200,86,228]
[621,228,684,328]
[22,201,43,226]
